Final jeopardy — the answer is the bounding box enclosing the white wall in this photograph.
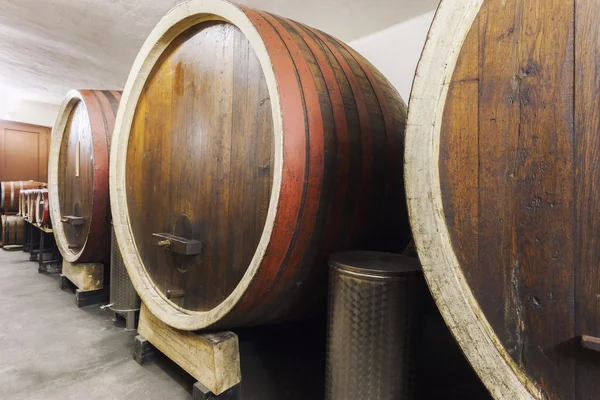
[0,82,60,127]
[349,11,435,102]
[0,97,60,127]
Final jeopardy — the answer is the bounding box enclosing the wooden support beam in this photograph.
[137,304,241,395]
[61,260,104,291]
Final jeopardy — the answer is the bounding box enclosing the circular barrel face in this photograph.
[49,90,120,263]
[113,0,409,330]
[407,0,600,398]
[126,21,274,312]
[58,100,94,253]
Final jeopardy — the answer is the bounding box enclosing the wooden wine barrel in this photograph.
[19,190,29,218]
[111,0,410,331]
[35,189,50,228]
[0,181,45,212]
[406,0,600,398]
[48,90,121,262]
[26,189,40,223]
[1,215,25,246]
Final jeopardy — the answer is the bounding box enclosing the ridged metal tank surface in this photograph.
[326,251,423,400]
[109,224,140,315]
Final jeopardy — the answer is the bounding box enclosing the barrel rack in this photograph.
[23,219,61,273]
[133,304,241,399]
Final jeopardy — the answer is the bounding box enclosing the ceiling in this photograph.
[0,0,438,107]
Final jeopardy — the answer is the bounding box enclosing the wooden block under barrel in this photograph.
[61,260,104,292]
[137,304,241,396]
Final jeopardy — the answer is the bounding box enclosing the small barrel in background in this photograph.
[1,215,26,247]
[35,189,50,228]
[0,181,45,213]
[26,189,41,223]
[326,251,423,400]
[109,222,140,330]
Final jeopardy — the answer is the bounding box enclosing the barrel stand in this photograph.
[133,304,241,399]
[35,224,61,273]
[23,220,38,253]
[59,260,109,307]
[23,220,61,270]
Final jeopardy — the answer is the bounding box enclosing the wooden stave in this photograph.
[231,12,409,324]
[0,181,45,212]
[1,215,26,246]
[48,89,121,263]
[110,0,409,330]
[26,189,41,223]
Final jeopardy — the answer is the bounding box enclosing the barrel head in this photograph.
[408,0,600,398]
[126,21,274,312]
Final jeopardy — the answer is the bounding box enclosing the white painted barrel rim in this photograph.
[110,0,283,331]
[404,0,543,398]
[48,90,91,262]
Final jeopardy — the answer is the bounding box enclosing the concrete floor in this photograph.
[0,250,193,400]
[0,247,328,400]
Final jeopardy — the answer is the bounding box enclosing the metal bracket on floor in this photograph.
[133,335,157,365]
[193,382,241,400]
[112,310,139,332]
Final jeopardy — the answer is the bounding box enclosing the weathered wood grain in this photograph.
[574,0,600,396]
[127,22,273,312]
[410,0,600,398]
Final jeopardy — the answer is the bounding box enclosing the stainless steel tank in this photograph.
[110,222,140,330]
[326,251,423,400]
